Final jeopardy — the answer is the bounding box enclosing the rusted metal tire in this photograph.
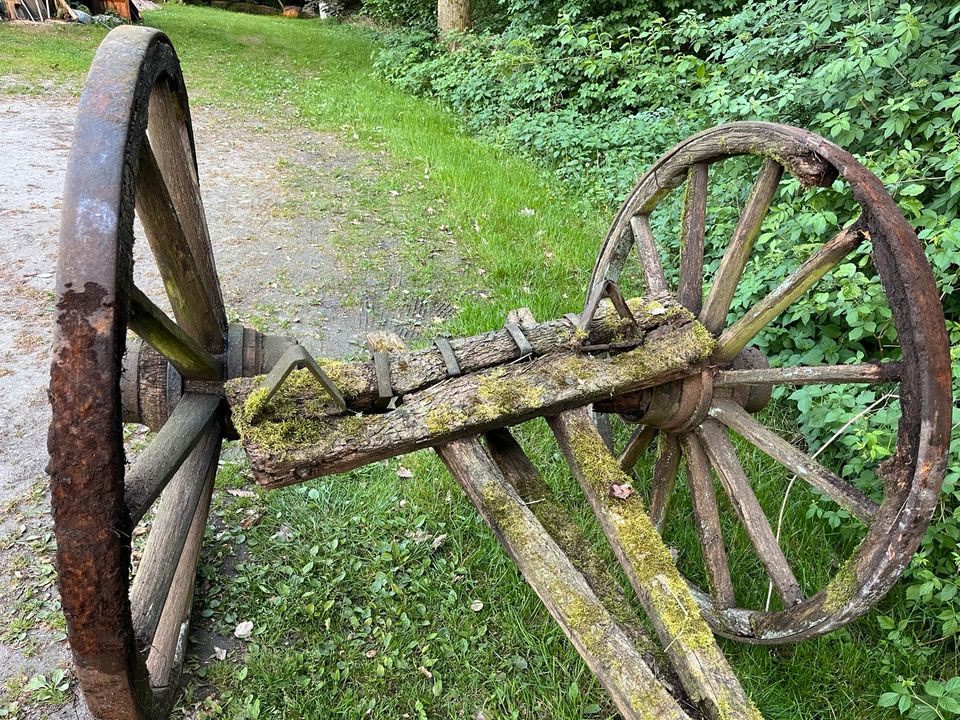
[48,27,228,719]
[585,122,952,643]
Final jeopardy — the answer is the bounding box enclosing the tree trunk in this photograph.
[437,0,469,33]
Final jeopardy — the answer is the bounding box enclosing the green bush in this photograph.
[373,0,960,713]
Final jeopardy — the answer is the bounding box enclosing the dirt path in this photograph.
[0,89,391,718]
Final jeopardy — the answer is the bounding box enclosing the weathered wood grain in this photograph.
[129,424,221,649]
[680,433,737,610]
[147,80,227,353]
[437,437,694,720]
[713,225,865,362]
[678,164,708,315]
[708,400,878,523]
[699,158,783,335]
[136,140,225,356]
[696,420,803,607]
[227,310,714,488]
[125,392,221,525]
[649,433,681,532]
[630,215,669,295]
[146,455,216,692]
[619,425,657,472]
[550,408,761,720]
[128,285,220,380]
[713,362,901,387]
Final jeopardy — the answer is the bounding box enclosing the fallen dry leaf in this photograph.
[610,483,634,500]
[213,646,227,661]
[470,600,484,612]
[431,533,448,550]
[240,510,263,529]
[227,488,256,498]
[418,665,433,679]
[234,621,254,639]
[365,649,378,659]
[396,466,414,479]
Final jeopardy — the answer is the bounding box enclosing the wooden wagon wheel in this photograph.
[581,121,952,643]
[48,27,229,719]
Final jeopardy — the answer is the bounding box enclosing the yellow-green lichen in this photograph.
[566,416,716,652]
[824,555,859,612]
[231,368,368,456]
[541,353,599,388]
[425,405,468,436]
[474,368,546,421]
[367,332,408,354]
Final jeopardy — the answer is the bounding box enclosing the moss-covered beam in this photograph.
[549,408,762,720]
[225,311,714,488]
[225,296,689,414]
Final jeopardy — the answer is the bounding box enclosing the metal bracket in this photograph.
[601,280,636,325]
[252,344,346,419]
[434,337,462,378]
[373,351,394,410]
[576,279,637,339]
[504,322,534,359]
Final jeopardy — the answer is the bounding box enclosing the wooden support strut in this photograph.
[438,437,696,720]
[550,408,762,720]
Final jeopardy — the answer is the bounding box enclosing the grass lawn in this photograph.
[1,6,942,719]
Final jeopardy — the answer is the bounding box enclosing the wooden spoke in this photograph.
[678,164,708,315]
[438,436,694,720]
[619,425,657,472]
[593,410,615,453]
[714,362,902,387]
[708,400,878,524]
[550,408,761,720]
[130,423,221,650]
[136,139,226,353]
[147,80,227,353]
[147,462,215,692]
[128,285,220,380]
[630,215,668,295]
[679,433,737,609]
[649,434,681,532]
[714,225,867,362]
[696,419,804,607]
[699,158,784,334]
[125,392,222,525]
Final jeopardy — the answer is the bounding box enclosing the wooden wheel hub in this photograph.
[605,347,772,431]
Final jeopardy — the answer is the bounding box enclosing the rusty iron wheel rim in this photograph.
[586,121,952,643]
[48,26,227,719]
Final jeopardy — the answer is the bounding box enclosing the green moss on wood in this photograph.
[566,415,717,653]
[229,368,368,456]
[475,368,546,421]
[824,554,860,613]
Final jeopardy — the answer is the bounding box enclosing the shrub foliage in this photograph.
[372,1,960,715]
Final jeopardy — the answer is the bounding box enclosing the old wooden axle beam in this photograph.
[223,299,716,487]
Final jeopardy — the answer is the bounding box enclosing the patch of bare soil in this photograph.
[0,90,392,718]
